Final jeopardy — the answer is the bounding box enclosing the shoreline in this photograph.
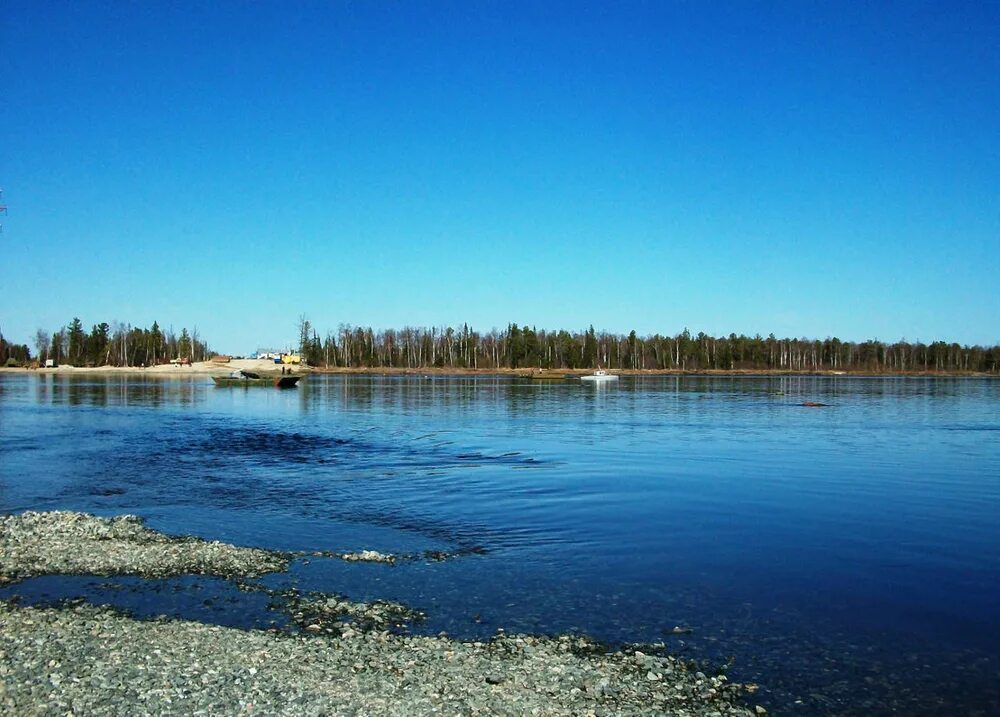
[0,361,995,379]
[0,511,761,716]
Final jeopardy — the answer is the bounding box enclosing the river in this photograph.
[1,374,997,715]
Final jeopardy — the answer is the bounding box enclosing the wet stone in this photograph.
[0,511,288,582]
[0,511,764,716]
[338,550,397,564]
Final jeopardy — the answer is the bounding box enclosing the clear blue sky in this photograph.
[2,1,997,353]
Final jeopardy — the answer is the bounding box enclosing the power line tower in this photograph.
[0,189,6,233]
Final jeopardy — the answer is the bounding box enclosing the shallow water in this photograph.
[1,373,998,715]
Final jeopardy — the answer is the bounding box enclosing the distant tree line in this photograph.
[0,328,32,366]
[296,319,1000,373]
[20,318,212,367]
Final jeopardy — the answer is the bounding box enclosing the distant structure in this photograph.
[0,189,6,233]
[252,348,301,364]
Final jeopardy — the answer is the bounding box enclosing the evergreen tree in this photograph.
[49,330,66,365]
[583,326,598,367]
[87,323,110,366]
[67,318,86,366]
[150,322,163,365]
[178,328,192,360]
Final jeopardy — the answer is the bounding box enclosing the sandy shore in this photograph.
[0,359,309,376]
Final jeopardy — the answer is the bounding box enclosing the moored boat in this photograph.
[527,370,571,380]
[212,374,302,388]
[580,369,619,383]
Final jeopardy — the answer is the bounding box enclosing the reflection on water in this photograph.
[1,373,999,716]
[29,373,207,408]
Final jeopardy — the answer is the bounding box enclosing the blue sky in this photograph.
[2,1,997,353]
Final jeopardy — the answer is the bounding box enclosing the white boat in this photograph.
[580,369,619,383]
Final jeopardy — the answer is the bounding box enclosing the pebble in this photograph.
[0,511,766,716]
[0,512,288,582]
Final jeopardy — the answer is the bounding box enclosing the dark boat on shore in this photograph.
[212,372,302,388]
[527,370,572,380]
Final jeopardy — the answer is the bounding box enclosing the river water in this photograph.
[1,374,998,715]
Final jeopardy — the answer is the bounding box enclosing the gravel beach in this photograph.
[0,512,288,583]
[0,511,761,716]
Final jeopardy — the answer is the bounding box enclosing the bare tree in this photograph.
[34,329,50,362]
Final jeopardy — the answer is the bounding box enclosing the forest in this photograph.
[3,318,998,373]
[1,319,212,367]
[295,320,1000,374]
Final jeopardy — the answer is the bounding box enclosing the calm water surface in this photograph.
[1,374,998,715]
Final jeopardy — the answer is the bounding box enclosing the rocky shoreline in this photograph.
[0,511,762,716]
[0,511,289,584]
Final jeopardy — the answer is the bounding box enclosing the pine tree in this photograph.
[178,328,192,360]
